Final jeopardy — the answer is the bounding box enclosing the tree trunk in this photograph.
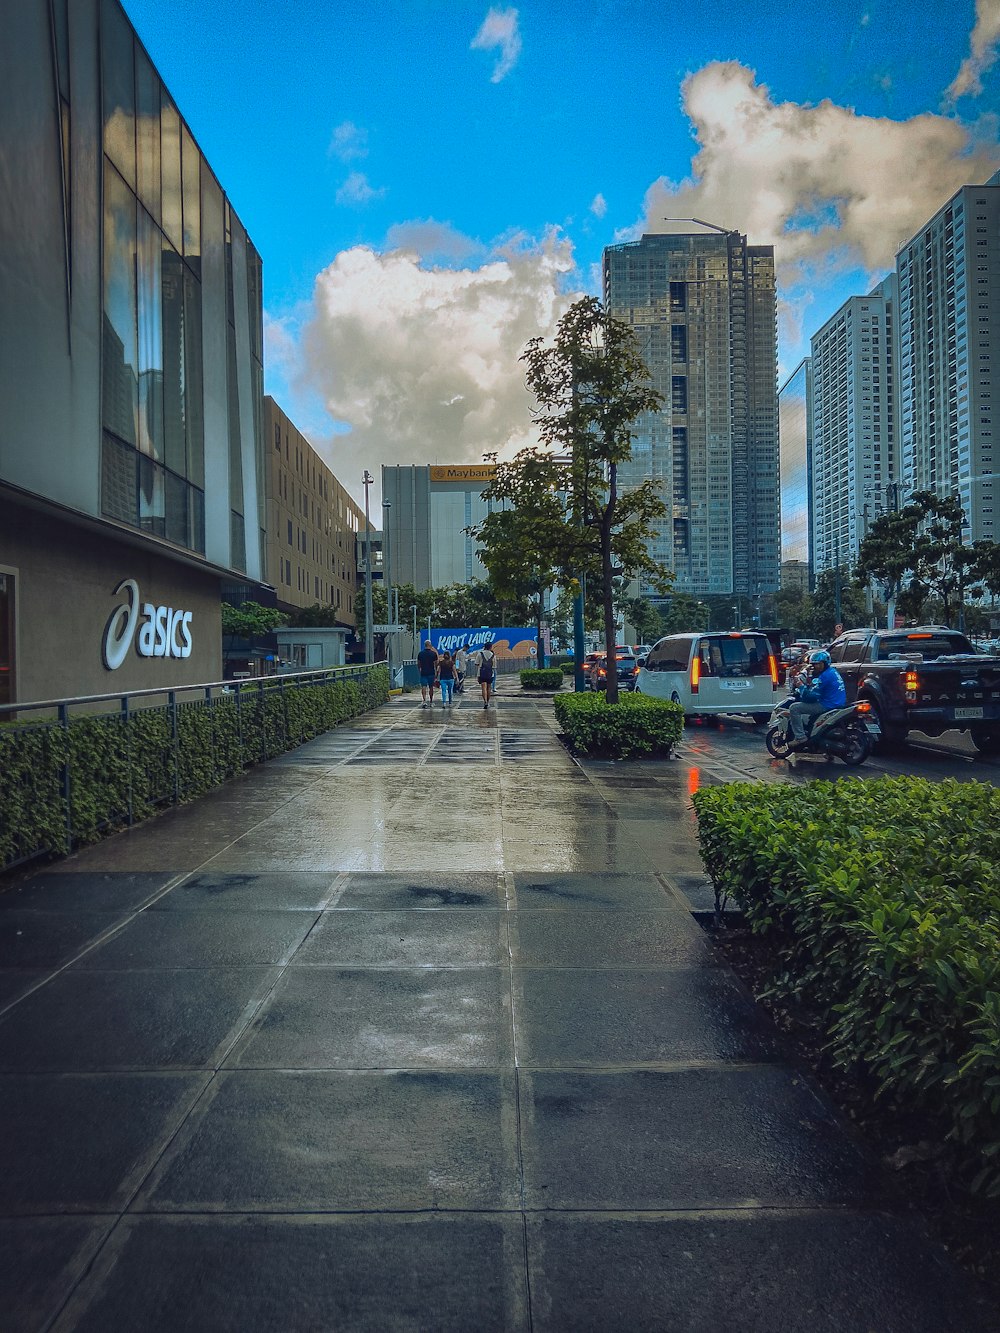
[602,464,619,704]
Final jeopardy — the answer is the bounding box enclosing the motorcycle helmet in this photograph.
[809,650,832,667]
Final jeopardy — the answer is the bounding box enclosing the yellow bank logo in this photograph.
[429,465,496,483]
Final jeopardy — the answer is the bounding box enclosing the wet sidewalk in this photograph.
[0,684,994,1330]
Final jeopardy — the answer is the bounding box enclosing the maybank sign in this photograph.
[102,579,193,670]
[429,465,496,483]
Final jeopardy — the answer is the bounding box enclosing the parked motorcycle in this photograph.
[765,692,880,766]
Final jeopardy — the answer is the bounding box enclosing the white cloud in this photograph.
[383,218,484,264]
[329,120,369,161]
[589,192,607,219]
[637,61,997,276]
[948,0,1000,99]
[335,171,386,208]
[471,7,522,83]
[292,232,577,493]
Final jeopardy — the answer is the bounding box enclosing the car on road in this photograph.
[589,652,640,691]
[636,631,778,721]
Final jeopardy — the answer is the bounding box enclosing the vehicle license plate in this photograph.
[864,721,881,735]
[954,706,984,719]
[720,679,752,690]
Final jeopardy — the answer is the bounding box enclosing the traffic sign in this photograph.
[372,623,405,633]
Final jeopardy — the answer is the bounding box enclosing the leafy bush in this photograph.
[560,662,577,676]
[692,776,1000,1195]
[0,667,389,869]
[519,668,564,690]
[553,691,683,759]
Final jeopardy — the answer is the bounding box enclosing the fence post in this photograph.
[121,694,133,826]
[169,690,180,806]
[58,703,72,854]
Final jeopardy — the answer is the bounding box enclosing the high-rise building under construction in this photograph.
[603,223,780,598]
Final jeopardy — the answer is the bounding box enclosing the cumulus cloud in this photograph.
[383,218,484,264]
[589,192,607,219]
[948,0,1000,99]
[638,61,997,276]
[471,7,522,82]
[296,232,576,491]
[329,120,369,161]
[335,171,386,208]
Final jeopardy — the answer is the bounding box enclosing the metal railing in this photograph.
[0,664,386,871]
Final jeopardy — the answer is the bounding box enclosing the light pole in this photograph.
[382,500,393,680]
[363,470,374,664]
[411,603,417,658]
[731,604,738,630]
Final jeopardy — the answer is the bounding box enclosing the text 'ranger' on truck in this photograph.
[826,626,1000,753]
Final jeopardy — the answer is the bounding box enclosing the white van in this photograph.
[635,631,778,722]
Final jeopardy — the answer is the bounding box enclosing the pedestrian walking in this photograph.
[438,651,458,706]
[476,641,497,709]
[455,643,469,694]
[417,639,438,708]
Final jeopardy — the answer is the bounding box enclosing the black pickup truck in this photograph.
[826,626,1000,752]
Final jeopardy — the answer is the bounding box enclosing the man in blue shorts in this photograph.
[417,640,438,708]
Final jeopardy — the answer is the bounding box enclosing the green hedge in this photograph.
[692,776,1000,1195]
[560,662,577,676]
[553,691,683,759]
[519,668,564,690]
[0,667,389,869]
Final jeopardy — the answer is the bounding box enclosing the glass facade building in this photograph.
[777,357,813,587]
[0,0,266,700]
[603,225,779,597]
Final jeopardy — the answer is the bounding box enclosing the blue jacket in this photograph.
[799,665,846,709]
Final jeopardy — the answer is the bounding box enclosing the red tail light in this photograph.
[856,699,872,713]
[690,655,700,695]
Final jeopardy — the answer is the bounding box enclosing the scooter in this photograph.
[764,690,880,766]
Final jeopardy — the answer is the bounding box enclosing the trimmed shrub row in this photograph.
[519,668,564,691]
[553,691,683,759]
[692,776,1000,1195]
[0,667,390,869]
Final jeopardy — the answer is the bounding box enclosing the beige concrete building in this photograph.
[264,398,362,626]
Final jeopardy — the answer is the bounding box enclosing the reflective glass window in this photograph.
[161,238,186,476]
[135,47,160,216]
[102,162,138,446]
[138,453,165,536]
[184,268,205,485]
[181,124,201,261]
[230,510,246,572]
[160,96,182,250]
[102,0,135,185]
[101,432,139,524]
[164,469,189,547]
[136,209,163,458]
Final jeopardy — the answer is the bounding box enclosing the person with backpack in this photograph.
[437,651,458,707]
[455,644,469,694]
[476,641,497,709]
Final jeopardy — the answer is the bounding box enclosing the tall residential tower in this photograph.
[602,224,779,597]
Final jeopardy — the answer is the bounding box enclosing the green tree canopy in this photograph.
[220,601,288,637]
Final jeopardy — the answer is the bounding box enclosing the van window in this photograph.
[645,637,691,672]
[701,635,771,677]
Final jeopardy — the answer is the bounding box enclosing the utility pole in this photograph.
[363,470,374,665]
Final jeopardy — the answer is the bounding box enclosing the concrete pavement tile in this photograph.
[294,910,508,967]
[351,844,505,873]
[513,968,783,1066]
[519,1069,884,1209]
[509,873,675,911]
[72,910,316,969]
[151,871,336,912]
[0,968,281,1071]
[525,1212,999,1333]
[137,1070,520,1211]
[0,871,176,914]
[201,848,363,875]
[229,966,512,1069]
[0,970,46,1011]
[335,872,503,910]
[503,843,657,873]
[0,1217,114,1333]
[0,1072,208,1213]
[58,1214,529,1333]
[507,911,711,968]
[0,911,123,970]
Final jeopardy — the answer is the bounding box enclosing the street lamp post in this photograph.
[382,500,393,682]
[411,603,417,658]
[362,470,374,665]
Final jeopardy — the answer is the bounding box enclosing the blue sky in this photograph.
[123,0,1000,497]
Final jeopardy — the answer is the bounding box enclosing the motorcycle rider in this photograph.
[788,649,846,749]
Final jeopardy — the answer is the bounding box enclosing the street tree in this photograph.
[481,296,670,702]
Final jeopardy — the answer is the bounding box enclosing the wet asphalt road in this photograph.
[0,684,996,1330]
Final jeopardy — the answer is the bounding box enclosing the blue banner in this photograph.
[425,627,537,660]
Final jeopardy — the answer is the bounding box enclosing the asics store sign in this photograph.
[102,579,193,670]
